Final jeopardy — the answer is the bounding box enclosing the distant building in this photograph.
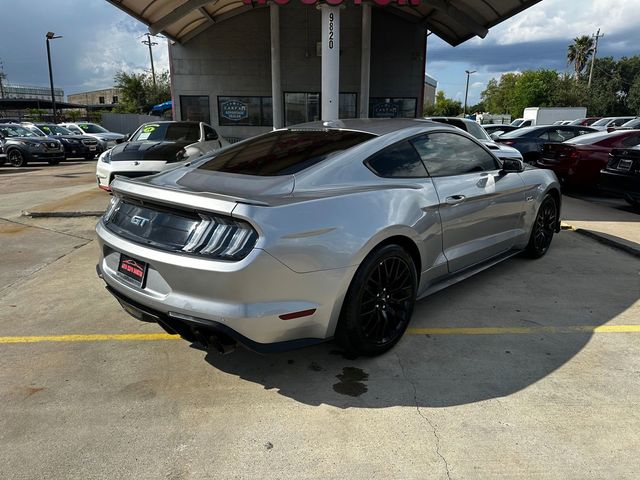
[423,74,437,108]
[67,88,121,109]
[1,83,64,102]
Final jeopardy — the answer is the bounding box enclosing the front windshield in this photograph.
[78,123,109,134]
[24,125,46,136]
[39,124,73,136]
[499,126,538,139]
[130,123,200,143]
[0,124,39,138]
[591,117,614,126]
[620,118,640,128]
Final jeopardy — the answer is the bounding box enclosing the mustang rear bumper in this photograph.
[96,221,357,352]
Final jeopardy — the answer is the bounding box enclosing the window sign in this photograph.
[221,100,249,122]
[369,98,417,118]
[217,97,273,126]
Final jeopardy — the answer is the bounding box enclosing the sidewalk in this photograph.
[561,195,640,257]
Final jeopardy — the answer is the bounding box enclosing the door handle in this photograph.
[445,194,466,205]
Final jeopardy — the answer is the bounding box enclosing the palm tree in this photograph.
[567,35,594,76]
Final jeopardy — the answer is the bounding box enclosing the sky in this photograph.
[0,0,638,104]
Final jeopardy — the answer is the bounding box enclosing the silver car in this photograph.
[96,119,561,356]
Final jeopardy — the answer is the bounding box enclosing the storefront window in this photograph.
[180,95,211,124]
[369,98,417,118]
[285,92,357,126]
[217,96,273,126]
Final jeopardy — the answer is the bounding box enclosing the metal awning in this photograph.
[105,0,542,46]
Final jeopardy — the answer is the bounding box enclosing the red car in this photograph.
[537,130,640,188]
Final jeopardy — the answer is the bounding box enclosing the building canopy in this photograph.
[106,0,542,46]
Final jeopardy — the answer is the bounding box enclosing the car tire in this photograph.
[525,195,558,258]
[336,244,417,356]
[8,149,27,167]
[48,160,60,166]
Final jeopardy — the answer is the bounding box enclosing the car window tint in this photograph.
[611,118,631,126]
[556,128,579,141]
[537,131,550,141]
[620,135,640,148]
[198,130,375,176]
[366,140,428,178]
[411,132,498,177]
[203,124,217,140]
[465,121,492,141]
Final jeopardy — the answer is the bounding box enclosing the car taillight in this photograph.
[569,149,580,160]
[501,140,515,146]
[182,215,258,261]
[104,195,121,221]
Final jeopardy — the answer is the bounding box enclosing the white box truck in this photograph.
[511,107,587,127]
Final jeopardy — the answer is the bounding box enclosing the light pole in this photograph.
[463,69,476,116]
[46,32,62,122]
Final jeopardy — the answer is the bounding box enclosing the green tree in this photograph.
[567,35,594,76]
[427,90,462,117]
[627,76,640,115]
[114,70,171,113]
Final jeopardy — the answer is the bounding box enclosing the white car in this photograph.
[590,116,635,131]
[59,122,125,151]
[96,121,228,191]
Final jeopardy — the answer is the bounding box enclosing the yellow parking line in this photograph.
[0,325,639,344]
[0,333,178,344]
[407,325,640,335]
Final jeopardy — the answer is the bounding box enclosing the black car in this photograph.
[599,146,640,209]
[26,123,99,160]
[483,124,520,137]
[0,123,65,167]
[495,125,597,164]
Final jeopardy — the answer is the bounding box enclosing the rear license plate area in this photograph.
[618,159,633,171]
[117,254,148,287]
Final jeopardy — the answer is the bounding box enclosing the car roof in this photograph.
[289,118,444,136]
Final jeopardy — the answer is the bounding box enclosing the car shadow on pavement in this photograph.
[204,233,640,408]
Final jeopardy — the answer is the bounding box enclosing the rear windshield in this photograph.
[566,131,625,145]
[499,127,538,139]
[197,130,375,176]
[131,123,200,143]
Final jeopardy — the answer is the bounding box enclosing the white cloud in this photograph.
[491,0,640,45]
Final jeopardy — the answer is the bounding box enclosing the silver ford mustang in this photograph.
[96,118,561,356]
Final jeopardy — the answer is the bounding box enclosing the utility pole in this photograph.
[463,70,476,116]
[0,59,6,100]
[142,33,158,87]
[588,28,604,89]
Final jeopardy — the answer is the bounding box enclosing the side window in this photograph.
[537,131,550,141]
[203,124,218,141]
[366,140,428,178]
[620,135,640,148]
[411,132,498,177]
[545,129,565,142]
[612,118,629,127]
[579,129,594,136]
[558,128,580,141]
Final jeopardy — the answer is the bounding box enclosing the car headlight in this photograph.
[100,149,112,164]
[21,141,43,149]
[63,138,80,144]
[182,215,258,261]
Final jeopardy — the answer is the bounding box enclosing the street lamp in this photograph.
[45,31,62,122]
[463,69,476,116]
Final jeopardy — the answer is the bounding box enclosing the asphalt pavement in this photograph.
[1,162,639,479]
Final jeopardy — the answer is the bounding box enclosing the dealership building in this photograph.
[107,0,540,140]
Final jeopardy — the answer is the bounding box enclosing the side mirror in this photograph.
[500,158,525,173]
[206,131,218,141]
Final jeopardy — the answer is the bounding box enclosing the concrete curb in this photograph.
[21,210,105,218]
[562,222,640,259]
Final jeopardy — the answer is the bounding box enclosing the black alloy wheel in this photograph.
[526,195,558,258]
[8,149,27,167]
[337,244,417,356]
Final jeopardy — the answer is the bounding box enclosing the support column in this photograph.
[270,3,283,129]
[320,4,340,122]
[359,3,371,118]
